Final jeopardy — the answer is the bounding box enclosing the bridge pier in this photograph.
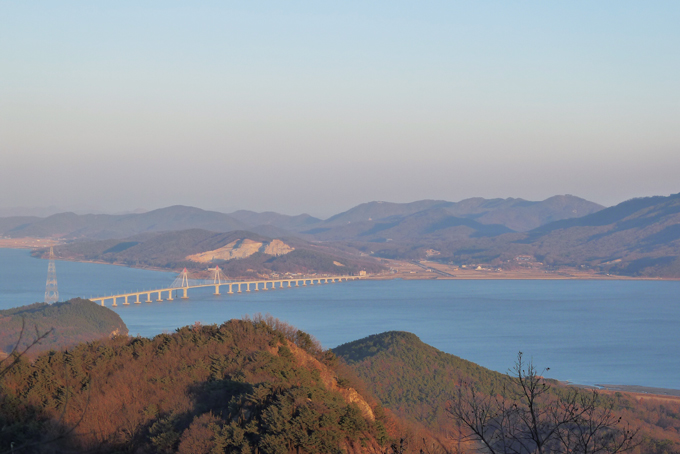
[92,275,358,309]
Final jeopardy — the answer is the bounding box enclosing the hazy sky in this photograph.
[1,1,679,217]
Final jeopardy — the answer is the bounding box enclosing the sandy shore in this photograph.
[0,238,61,249]
[565,382,680,401]
[595,384,680,398]
[1,236,675,281]
[372,258,673,281]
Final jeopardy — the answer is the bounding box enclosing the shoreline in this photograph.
[2,244,677,281]
[33,256,678,281]
[3,245,678,399]
[566,382,680,401]
[595,384,680,397]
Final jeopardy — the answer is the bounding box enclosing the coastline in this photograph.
[595,384,680,398]
[32,254,676,281]
[2,240,676,281]
[568,382,680,401]
[3,245,679,400]
[0,238,61,249]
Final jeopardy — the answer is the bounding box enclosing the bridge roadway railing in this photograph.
[90,276,360,307]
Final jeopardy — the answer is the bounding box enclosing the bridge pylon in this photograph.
[212,265,222,285]
[212,265,222,295]
[44,247,59,304]
[171,268,190,289]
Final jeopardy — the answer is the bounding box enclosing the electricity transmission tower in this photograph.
[45,247,59,304]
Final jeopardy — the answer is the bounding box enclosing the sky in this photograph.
[1,1,679,218]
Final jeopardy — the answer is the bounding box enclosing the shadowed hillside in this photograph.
[0,298,127,357]
[357,193,680,277]
[47,229,385,277]
[334,331,513,430]
[524,192,680,276]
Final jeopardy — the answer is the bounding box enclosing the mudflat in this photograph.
[596,384,680,398]
[372,258,670,280]
[0,238,60,249]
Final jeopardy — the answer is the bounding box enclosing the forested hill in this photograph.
[0,318,443,454]
[2,323,679,453]
[0,298,127,356]
[333,331,512,430]
[334,331,680,454]
[47,229,385,277]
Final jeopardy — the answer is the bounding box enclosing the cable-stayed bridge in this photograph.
[90,267,360,308]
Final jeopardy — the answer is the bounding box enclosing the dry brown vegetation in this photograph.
[0,317,444,454]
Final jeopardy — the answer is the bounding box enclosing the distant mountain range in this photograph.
[5,193,680,277]
[360,193,680,277]
[526,192,680,276]
[315,195,603,232]
[0,195,603,240]
[0,206,247,240]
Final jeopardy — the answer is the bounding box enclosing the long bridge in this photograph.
[90,267,361,308]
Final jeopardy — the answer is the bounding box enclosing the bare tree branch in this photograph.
[0,317,53,380]
[447,353,640,454]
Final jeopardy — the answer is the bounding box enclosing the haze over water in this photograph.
[2,248,679,390]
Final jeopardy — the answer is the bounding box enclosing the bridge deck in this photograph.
[90,275,359,307]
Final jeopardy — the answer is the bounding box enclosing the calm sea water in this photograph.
[1,248,679,390]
